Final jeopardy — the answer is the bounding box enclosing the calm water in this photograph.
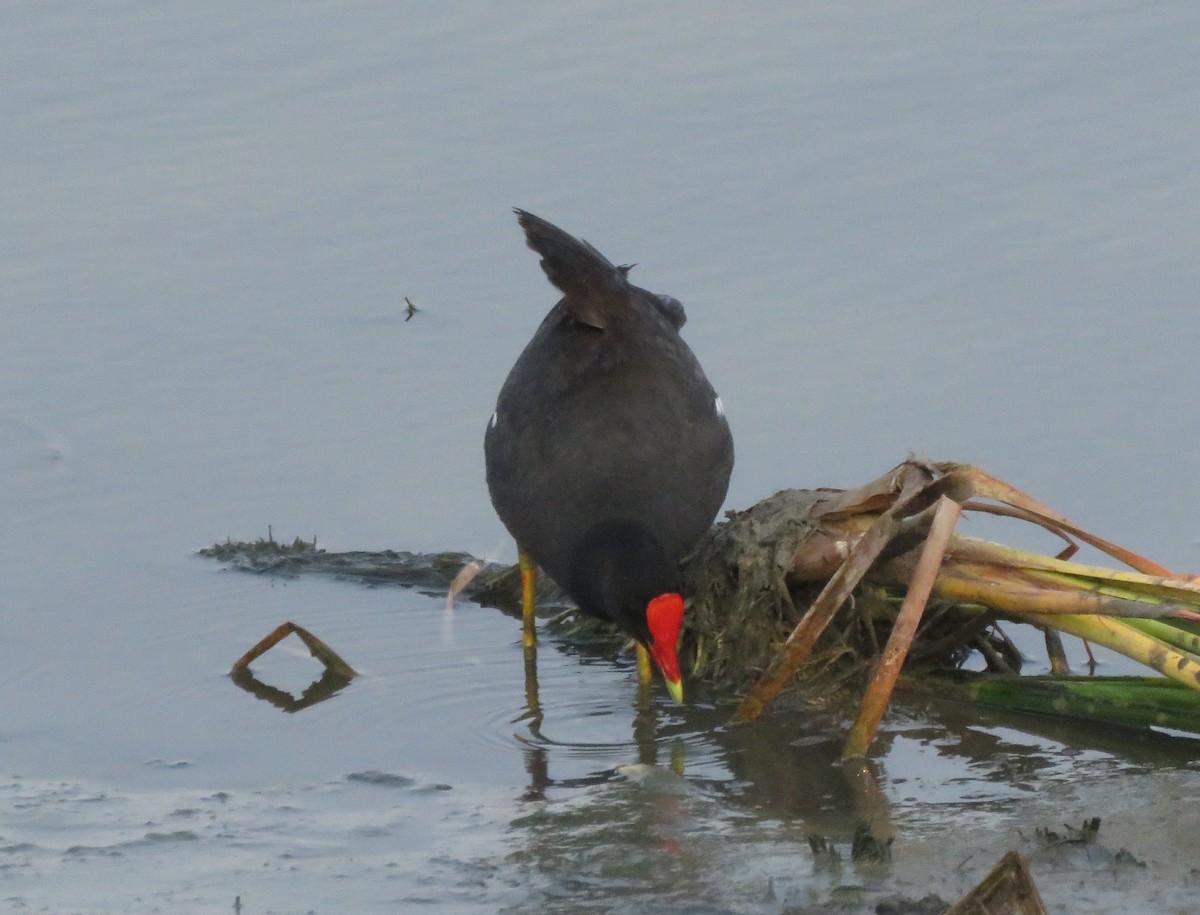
[3,2,1200,912]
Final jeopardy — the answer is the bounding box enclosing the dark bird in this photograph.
[484,210,734,701]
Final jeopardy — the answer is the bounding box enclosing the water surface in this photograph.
[3,2,1200,912]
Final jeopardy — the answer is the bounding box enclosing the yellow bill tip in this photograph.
[664,676,685,704]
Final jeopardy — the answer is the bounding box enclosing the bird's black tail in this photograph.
[514,209,629,329]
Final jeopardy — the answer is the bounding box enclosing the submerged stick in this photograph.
[944,850,1048,915]
[843,496,962,759]
[230,621,357,679]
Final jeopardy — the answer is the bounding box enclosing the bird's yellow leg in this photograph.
[636,643,653,684]
[519,548,538,647]
[521,639,543,736]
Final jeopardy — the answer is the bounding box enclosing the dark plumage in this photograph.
[485,209,734,698]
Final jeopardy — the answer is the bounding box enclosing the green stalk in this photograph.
[1023,612,1200,691]
[950,537,1200,606]
[917,674,1200,735]
[1119,618,1200,661]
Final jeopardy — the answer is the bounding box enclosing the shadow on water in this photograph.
[230,664,355,712]
[496,697,919,912]
[489,646,1200,912]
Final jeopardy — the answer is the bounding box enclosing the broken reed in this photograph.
[713,460,1200,755]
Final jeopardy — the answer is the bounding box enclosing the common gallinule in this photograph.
[485,210,734,701]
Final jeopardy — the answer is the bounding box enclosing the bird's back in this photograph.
[485,211,734,593]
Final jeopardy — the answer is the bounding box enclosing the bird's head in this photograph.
[567,521,689,703]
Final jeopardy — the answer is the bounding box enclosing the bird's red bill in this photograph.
[645,592,685,683]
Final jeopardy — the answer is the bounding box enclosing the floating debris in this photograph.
[229,621,356,712]
[944,850,1048,915]
[201,459,1200,750]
